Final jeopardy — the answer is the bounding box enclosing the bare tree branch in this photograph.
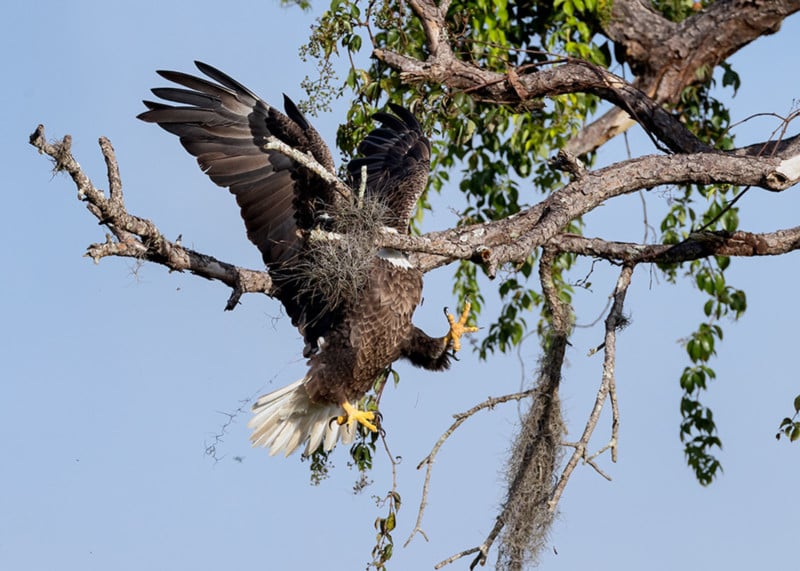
[29,125,274,310]
[550,265,633,511]
[262,138,352,200]
[404,389,536,550]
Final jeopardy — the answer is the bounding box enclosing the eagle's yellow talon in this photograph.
[444,302,479,352]
[337,400,378,432]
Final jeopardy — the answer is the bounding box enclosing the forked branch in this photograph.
[404,389,536,550]
[30,124,276,310]
[550,265,633,511]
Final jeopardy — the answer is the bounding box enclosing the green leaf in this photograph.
[385,512,396,532]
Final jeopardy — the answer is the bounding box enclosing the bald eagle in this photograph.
[138,62,476,457]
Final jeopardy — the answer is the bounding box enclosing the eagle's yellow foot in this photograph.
[444,302,479,352]
[337,400,378,432]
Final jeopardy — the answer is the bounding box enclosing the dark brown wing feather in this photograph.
[346,103,431,231]
[138,61,337,267]
[138,61,345,346]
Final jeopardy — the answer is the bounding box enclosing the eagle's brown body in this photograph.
[138,62,468,456]
[305,260,423,405]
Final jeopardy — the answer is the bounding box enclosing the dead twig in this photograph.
[404,390,536,549]
[550,264,633,511]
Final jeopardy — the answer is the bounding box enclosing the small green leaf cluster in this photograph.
[695,262,746,321]
[677,67,738,150]
[370,491,401,569]
[675,256,745,484]
[680,396,722,486]
[280,0,312,9]
[480,258,540,357]
[776,395,800,442]
[552,0,611,65]
[298,0,369,116]
[679,321,723,485]
[303,423,378,488]
[350,437,376,474]
[305,445,334,485]
[659,187,740,259]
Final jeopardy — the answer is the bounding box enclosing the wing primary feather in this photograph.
[282,94,310,131]
[192,61,261,101]
[344,103,431,229]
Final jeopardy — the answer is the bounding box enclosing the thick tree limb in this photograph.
[548,228,800,264]
[31,123,800,311]
[384,150,800,273]
[374,48,709,155]
[606,0,794,84]
[571,0,799,155]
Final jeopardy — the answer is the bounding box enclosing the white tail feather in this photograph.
[248,377,355,457]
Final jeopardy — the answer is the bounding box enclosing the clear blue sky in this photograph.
[3,2,798,570]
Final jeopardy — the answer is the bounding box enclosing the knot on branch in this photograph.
[472,245,496,278]
[765,154,800,190]
[29,125,73,173]
[548,149,586,179]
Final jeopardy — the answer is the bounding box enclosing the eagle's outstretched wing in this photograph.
[347,104,431,232]
[138,61,347,345]
[138,61,341,268]
[139,62,435,359]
